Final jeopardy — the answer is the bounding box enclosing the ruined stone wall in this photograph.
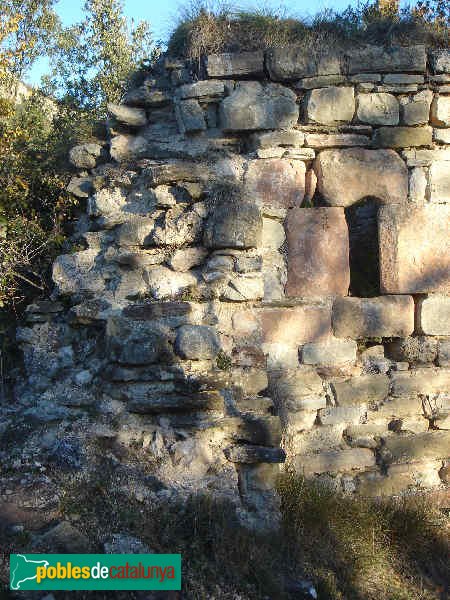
[14,44,450,519]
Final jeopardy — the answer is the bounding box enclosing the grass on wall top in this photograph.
[167,1,449,60]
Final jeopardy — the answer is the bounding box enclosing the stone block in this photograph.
[110,134,148,162]
[430,95,450,127]
[220,82,298,131]
[318,405,365,426]
[244,159,305,210]
[270,367,326,412]
[108,103,147,127]
[429,160,450,202]
[438,340,450,367]
[301,338,357,367]
[266,47,342,81]
[380,431,450,464]
[53,250,105,296]
[305,87,355,126]
[206,51,264,77]
[204,199,262,249]
[296,448,376,476]
[347,45,427,74]
[224,445,286,464]
[383,74,424,84]
[305,133,370,148]
[434,129,450,144]
[69,143,103,169]
[127,389,223,414]
[356,93,399,125]
[116,216,155,246]
[67,176,93,199]
[314,148,408,207]
[285,207,350,297]
[331,375,390,406]
[408,167,427,202]
[262,218,285,249]
[373,126,432,148]
[292,425,346,455]
[417,295,450,336]
[169,247,208,271]
[178,80,225,99]
[400,90,432,126]
[174,325,220,360]
[261,305,331,346]
[144,266,198,300]
[358,461,442,496]
[430,49,450,74]
[175,99,206,134]
[379,205,450,294]
[390,368,450,396]
[88,187,126,217]
[296,75,346,89]
[250,129,304,149]
[332,296,414,338]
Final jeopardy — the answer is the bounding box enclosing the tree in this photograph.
[1,0,60,81]
[44,0,156,115]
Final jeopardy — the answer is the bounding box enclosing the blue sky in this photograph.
[27,0,405,85]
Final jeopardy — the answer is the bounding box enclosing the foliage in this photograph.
[0,93,73,308]
[0,0,60,80]
[43,0,157,116]
[168,0,449,59]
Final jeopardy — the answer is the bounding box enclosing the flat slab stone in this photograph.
[347,45,427,74]
[296,448,376,476]
[285,207,350,296]
[332,296,414,338]
[266,47,342,81]
[331,375,390,406]
[301,338,357,367]
[379,204,450,294]
[380,431,450,465]
[261,305,331,346]
[373,126,432,148]
[206,51,264,77]
[390,368,450,396]
[244,159,305,210]
[314,148,407,207]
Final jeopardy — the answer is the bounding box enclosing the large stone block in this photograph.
[347,45,427,74]
[417,296,450,336]
[108,103,147,127]
[69,143,103,169]
[296,448,375,476]
[244,159,305,210]
[400,90,432,126]
[175,99,206,134]
[430,95,450,127]
[270,367,325,412]
[314,148,407,207]
[331,375,390,406]
[220,82,298,131]
[332,296,414,338]
[429,161,450,202]
[373,126,432,148]
[380,431,450,465]
[266,47,341,81]
[390,368,450,396]
[174,325,220,360]
[305,87,355,126]
[285,208,350,296]
[358,461,442,496]
[356,93,399,125]
[379,205,450,294]
[261,305,331,346]
[430,49,450,74]
[206,51,264,77]
[204,199,262,249]
[301,338,357,367]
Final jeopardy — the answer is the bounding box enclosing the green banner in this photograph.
[10,554,181,591]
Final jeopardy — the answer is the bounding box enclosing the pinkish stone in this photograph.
[379,204,450,294]
[285,207,350,297]
[244,159,305,210]
[261,304,331,346]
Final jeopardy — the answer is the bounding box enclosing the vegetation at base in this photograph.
[13,465,444,600]
[168,0,449,59]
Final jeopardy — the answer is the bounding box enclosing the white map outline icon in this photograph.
[10,554,50,590]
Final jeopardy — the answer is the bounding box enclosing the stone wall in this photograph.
[13,44,450,520]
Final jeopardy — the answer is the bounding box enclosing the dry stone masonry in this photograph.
[13,44,450,522]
